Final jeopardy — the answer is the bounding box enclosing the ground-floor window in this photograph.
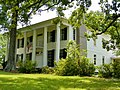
[102,56,105,65]
[60,48,67,59]
[94,54,96,65]
[26,53,32,60]
[47,50,54,67]
[16,54,23,62]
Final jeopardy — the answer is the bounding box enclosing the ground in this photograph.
[0,71,120,90]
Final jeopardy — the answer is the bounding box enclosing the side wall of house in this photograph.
[87,35,113,66]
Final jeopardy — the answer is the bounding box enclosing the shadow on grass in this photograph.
[0,74,120,90]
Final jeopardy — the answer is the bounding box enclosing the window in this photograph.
[21,38,24,48]
[93,38,96,46]
[17,39,20,48]
[73,30,76,40]
[27,36,33,44]
[60,49,67,59]
[26,53,32,60]
[16,54,23,62]
[47,50,54,67]
[61,27,67,40]
[102,56,105,65]
[94,54,96,65]
[47,30,55,42]
[17,38,24,48]
[37,34,43,47]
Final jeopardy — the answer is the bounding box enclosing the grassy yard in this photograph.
[0,71,120,90]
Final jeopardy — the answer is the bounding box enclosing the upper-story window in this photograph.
[94,54,96,65]
[17,38,24,48]
[60,27,67,40]
[37,34,43,47]
[47,30,55,43]
[93,38,96,46]
[27,36,33,45]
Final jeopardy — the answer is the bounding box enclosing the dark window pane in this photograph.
[60,48,66,59]
[61,27,67,40]
[94,54,96,65]
[47,50,54,67]
[30,36,33,42]
[17,39,19,48]
[50,30,55,42]
[21,38,24,48]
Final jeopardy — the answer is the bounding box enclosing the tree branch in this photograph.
[96,14,120,35]
[27,1,60,17]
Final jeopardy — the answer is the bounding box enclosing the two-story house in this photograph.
[6,17,113,68]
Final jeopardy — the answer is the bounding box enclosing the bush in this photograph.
[55,40,95,76]
[41,66,54,74]
[112,62,120,78]
[17,60,36,73]
[97,64,113,78]
[78,56,95,76]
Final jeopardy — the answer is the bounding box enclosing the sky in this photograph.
[30,0,101,25]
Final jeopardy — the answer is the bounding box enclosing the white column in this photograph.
[55,22,60,62]
[67,25,73,40]
[43,27,47,66]
[23,32,27,62]
[32,30,37,61]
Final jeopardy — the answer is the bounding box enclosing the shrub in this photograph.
[97,64,113,78]
[78,56,95,76]
[17,60,36,73]
[112,62,120,78]
[41,66,54,74]
[55,40,95,76]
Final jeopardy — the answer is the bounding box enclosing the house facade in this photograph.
[10,17,113,68]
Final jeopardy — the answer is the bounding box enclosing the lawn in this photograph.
[0,71,120,90]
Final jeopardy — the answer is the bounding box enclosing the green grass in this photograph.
[0,71,120,90]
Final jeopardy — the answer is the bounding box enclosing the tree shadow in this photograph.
[0,75,120,90]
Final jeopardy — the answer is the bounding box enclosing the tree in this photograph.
[0,0,92,71]
[85,11,119,51]
[69,0,120,51]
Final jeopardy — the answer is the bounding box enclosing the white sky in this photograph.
[30,0,101,25]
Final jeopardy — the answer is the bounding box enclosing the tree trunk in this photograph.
[4,10,18,72]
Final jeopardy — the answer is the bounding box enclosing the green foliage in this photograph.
[98,64,113,78]
[55,40,95,76]
[98,62,120,78]
[17,60,36,73]
[41,66,54,74]
[78,56,95,76]
[0,34,7,64]
[112,62,120,78]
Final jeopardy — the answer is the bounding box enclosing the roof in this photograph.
[18,17,68,32]
[111,56,120,60]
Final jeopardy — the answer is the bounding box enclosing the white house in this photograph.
[13,17,113,68]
